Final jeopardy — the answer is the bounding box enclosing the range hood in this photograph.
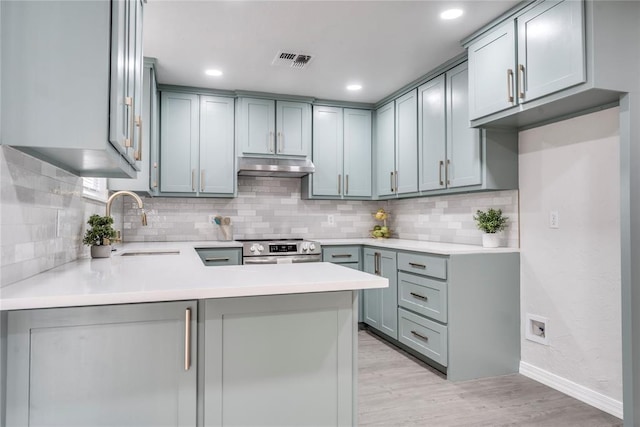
[237,157,315,178]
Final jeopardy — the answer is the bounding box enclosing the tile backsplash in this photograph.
[0,147,120,287]
[123,177,519,248]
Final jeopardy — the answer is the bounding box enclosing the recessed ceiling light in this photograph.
[347,84,362,91]
[205,69,223,77]
[440,9,463,20]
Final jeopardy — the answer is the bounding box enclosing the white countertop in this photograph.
[0,242,387,311]
[314,238,519,255]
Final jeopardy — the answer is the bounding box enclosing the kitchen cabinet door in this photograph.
[375,102,396,197]
[199,96,235,195]
[395,89,419,194]
[343,109,372,197]
[1,0,143,177]
[363,248,398,340]
[238,97,276,155]
[418,75,446,192]
[312,106,344,196]
[109,59,160,194]
[160,92,199,193]
[446,62,482,188]
[275,101,311,156]
[468,21,517,120]
[203,292,355,426]
[517,0,585,103]
[6,301,197,427]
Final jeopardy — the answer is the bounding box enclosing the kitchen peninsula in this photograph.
[0,243,387,426]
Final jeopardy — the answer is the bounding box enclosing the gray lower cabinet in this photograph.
[363,248,398,339]
[395,251,520,381]
[323,245,363,321]
[6,301,198,426]
[202,292,355,427]
[195,247,242,266]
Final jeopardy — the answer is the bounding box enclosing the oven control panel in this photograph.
[242,240,321,257]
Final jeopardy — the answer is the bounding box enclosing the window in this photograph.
[82,177,109,202]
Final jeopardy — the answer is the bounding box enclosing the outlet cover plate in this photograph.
[525,313,549,345]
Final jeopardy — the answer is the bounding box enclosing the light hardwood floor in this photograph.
[358,330,622,426]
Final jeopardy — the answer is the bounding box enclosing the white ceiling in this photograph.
[144,1,520,104]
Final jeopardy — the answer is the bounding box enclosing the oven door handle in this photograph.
[243,255,321,265]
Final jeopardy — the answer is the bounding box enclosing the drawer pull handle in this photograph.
[331,254,353,258]
[205,257,230,262]
[411,330,429,342]
[518,64,526,99]
[507,68,514,103]
[408,262,426,269]
[184,308,191,371]
[410,292,428,301]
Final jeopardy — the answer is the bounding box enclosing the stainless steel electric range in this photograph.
[237,238,321,265]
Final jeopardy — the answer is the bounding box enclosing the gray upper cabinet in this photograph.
[468,0,585,121]
[418,75,447,192]
[374,91,418,198]
[238,97,311,158]
[446,63,481,189]
[160,91,235,197]
[394,90,419,195]
[161,92,200,194]
[1,0,144,177]
[464,0,634,128]
[517,0,585,103]
[467,21,517,120]
[375,102,396,197]
[199,96,235,194]
[6,301,197,426]
[419,62,484,194]
[109,59,160,195]
[310,106,371,198]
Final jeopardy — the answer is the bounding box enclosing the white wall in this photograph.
[519,108,622,411]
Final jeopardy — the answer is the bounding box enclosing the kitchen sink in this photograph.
[119,250,180,257]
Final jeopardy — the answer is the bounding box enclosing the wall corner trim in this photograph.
[519,361,623,419]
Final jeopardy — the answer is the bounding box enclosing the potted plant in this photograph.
[473,208,508,248]
[82,214,117,258]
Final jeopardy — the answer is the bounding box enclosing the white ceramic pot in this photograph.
[482,233,500,248]
[90,245,112,258]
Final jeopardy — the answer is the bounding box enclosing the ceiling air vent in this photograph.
[272,51,314,70]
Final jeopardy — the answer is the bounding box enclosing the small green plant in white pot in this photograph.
[83,214,117,258]
[473,208,508,248]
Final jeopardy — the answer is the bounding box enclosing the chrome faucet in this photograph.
[105,191,148,239]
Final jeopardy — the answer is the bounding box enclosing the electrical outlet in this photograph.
[327,215,335,226]
[549,211,559,229]
[525,314,549,345]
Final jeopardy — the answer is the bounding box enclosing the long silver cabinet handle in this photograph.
[205,257,230,262]
[134,115,143,161]
[331,254,353,258]
[408,262,426,269]
[410,292,428,301]
[390,171,394,192]
[338,174,342,195]
[518,64,525,99]
[411,330,429,342]
[439,160,444,186]
[446,160,450,186]
[184,308,191,371]
[269,132,275,153]
[124,96,133,148]
[345,175,349,195]
[191,170,196,192]
[507,69,514,103]
[277,131,282,153]
[201,170,205,192]
[395,170,399,193]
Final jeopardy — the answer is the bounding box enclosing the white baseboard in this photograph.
[519,361,623,419]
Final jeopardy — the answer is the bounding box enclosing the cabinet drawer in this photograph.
[398,308,448,367]
[398,272,447,323]
[322,246,360,263]
[195,248,241,266]
[397,252,447,279]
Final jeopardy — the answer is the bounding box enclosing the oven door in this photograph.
[243,254,321,265]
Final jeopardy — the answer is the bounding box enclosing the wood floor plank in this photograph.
[358,330,622,426]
